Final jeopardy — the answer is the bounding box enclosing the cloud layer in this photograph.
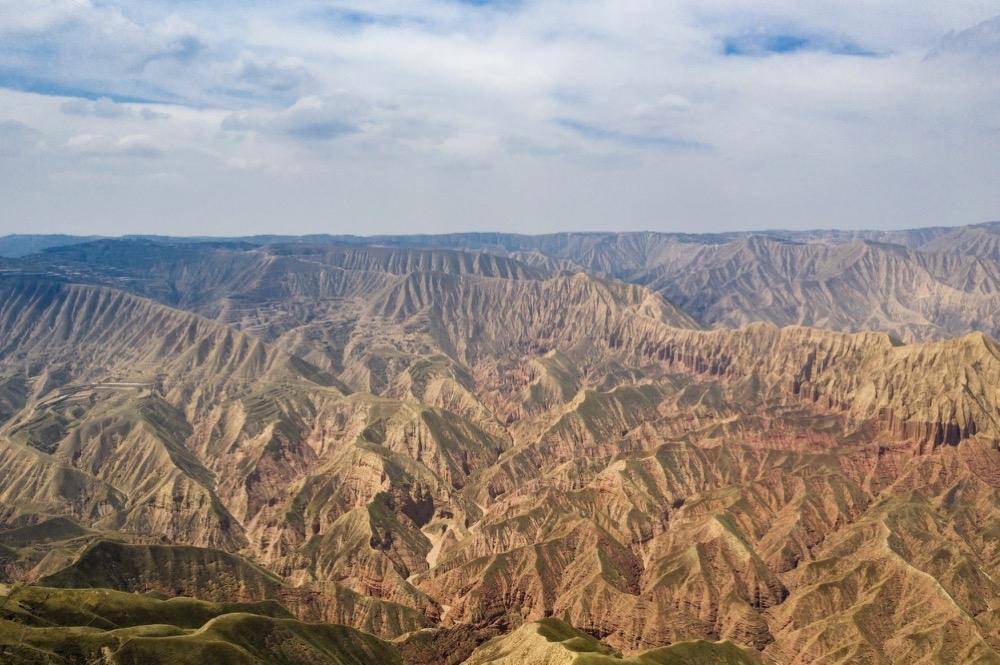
[0,0,998,235]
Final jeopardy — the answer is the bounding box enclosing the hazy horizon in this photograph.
[2,218,999,241]
[0,220,1000,240]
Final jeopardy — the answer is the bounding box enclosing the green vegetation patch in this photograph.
[0,586,402,665]
[0,517,91,549]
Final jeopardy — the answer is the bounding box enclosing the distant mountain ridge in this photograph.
[4,220,1000,342]
[4,220,998,258]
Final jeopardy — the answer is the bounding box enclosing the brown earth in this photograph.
[0,231,998,664]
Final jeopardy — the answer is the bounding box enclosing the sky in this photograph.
[0,1,999,236]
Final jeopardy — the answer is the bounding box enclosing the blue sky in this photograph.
[0,1,998,235]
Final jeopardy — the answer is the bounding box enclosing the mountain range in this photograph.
[0,222,998,664]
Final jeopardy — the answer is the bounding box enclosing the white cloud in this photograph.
[65,133,165,158]
[60,97,170,120]
[0,1,998,234]
[931,14,1000,59]
[61,97,132,118]
[236,52,314,94]
[225,156,265,171]
[222,96,364,141]
[0,119,41,155]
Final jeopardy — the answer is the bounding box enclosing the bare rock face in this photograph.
[0,231,999,664]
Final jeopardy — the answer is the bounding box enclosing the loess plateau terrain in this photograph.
[0,225,998,664]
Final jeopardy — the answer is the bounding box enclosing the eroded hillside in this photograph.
[0,234,998,664]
